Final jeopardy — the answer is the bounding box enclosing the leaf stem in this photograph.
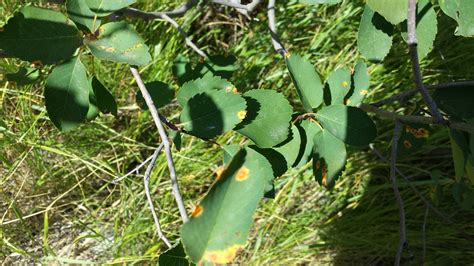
[267,0,287,55]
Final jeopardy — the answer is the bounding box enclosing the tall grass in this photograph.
[1,0,473,264]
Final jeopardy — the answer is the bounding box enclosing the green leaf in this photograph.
[401,0,437,60]
[298,0,342,5]
[91,77,117,115]
[433,86,474,121]
[66,0,100,32]
[85,0,136,17]
[159,242,191,266]
[177,75,233,107]
[180,90,247,139]
[136,81,174,110]
[294,119,322,167]
[313,129,347,188]
[347,60,370,106]
[327,67,351,105]
[0,6,82,64]
[85,21,151,66]
[315,105,377,146]
[169,130,182,151]
[181,147,273,264]
[357,5,394,62]
[286,54,324,112]
[195,55,238,79]
[273,125,303,168]
[6,66,40,86]
[173,55,198,86]
[44,56,90,131]
[449,129,469,181]
[366,0,407,25]
[439,0,474,37]
[236,90,293,148]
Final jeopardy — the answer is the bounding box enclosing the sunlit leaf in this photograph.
[327,66,351,105]
[315,105,377,146]
[85,0,136,17]
[313,129,347,188]
[286,54,324,112]
[181,148,273,264]
[439,0,474,37]
[358,5,394,62]
[366,0,407,25]
[85,21,151,65]
[177,75,233,107]
[347,60,370,106]
[66,0,100,32]
[236,90,293,148]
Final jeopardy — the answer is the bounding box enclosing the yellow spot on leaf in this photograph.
[284,52,291,59]
[99,45,107,50]
[342,81,349,88]
[321,165,328,187]
[237,110,247,120]
[215,166,225,181]
[235,166,249,182]
[106,47,115,53]
[403,140,412,149]
[203,245,243,264]
[345,99,351,105]
[133,43,143,49]
[360,89,368,95]
[191,205,203,217]
[225,86,238,94]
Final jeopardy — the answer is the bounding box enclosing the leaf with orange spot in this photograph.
[313,129,347,189]
[85,21,151,65]
[397,123,430,157]
[326,66,351,105]
[181,147,273,264]
[347,60,370,106]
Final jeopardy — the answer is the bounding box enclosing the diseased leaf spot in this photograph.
[342,81,349,88]
[321,165,328,187]
[191,205,203,217]
[237,110,247,120]
[315,160,321,169]
[403,140,412,149]
[360,89,369,95]
[235,166,250,181]
[106,47,115,52]
[32,60,42,67]
[215,166,224,181]
[203,245,243,264]
[133,43,143,49]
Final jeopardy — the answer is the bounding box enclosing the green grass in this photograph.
[1,0,474,264]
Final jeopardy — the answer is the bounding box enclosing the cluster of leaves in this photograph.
[0,1,148,131]
[357,0,474,62]
[2,0,474,265]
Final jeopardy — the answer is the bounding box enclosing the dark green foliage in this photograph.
[313,129,347,188]
[6,66,40,85]
[347,60,370,106]
[433,86,474,121]
[44,56,90,131]
[159,242,191,266]
[136,81,174,110]
[91,77,117,116]
[0,6,82,64]
[177,75,232,107]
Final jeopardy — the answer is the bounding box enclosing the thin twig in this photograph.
[158,13,208,58]
[111,154,154,184]
[212,0,262,14]
[121,0,198,19]
[390,121,406,266]
[369,144,453,224]
[267,0,287,55]
[407,0,444,124]
[359,103,474,134]
[143,143,172,248]
[372,80,474,107]
[130,66,189,223]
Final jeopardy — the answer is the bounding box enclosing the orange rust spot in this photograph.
[235,166,249,182]
[31,60,42,67]
[342,81,349,88]
[415,128,429,138]
[315,160,321,170]
[403,140,412,149]
[215,166,225,181]
[191,205,203,217]
[237,110,247,120]
[203,245,243,264]
[106,47,115,53]
[359,89,368,95]
[321,165,328,187]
